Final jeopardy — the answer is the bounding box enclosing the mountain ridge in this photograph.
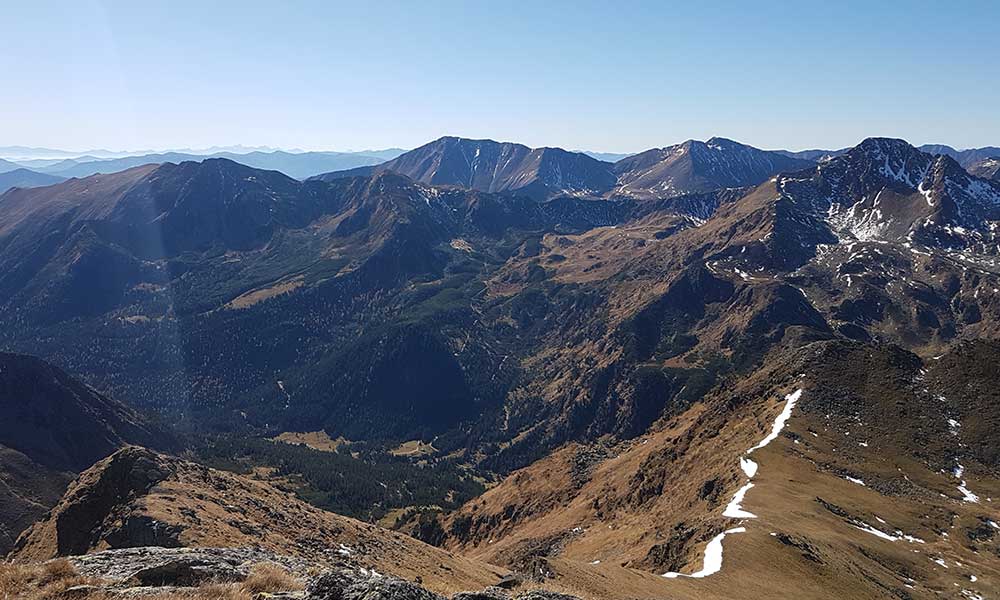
[314,135,817,201]
[0,168,65,193]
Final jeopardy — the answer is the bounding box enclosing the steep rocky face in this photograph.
[611,137,814,199]
[0,353,174,555]
[775,138,1000,250]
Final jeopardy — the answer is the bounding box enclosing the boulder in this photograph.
[306,569,444,600]
[451,588,511,600]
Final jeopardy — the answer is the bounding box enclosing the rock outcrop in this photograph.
[11,447,508,596]
[68,546,312,587]
[0,353,176,554]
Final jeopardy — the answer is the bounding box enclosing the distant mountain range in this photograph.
[4,135,997,438]
[13,150,394,180]
[0,158,25,173]
[5,140,997,196]
[917,144,1000,168]
[312,136,622,199]
[611,137,814,198]
[0,168,65,193]
[580,150,633,162]
[777,143,1000,170]
[968,157,1000,181]
[0,144,408,161]
[775,147,850,161]
[312,136,813,200]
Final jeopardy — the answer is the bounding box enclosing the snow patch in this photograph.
[665,388,802,580]
[748,389,802,454]
[851,520,926,544]
[958,482,980,503]
[662,527,747,578]
[723,482,757,519]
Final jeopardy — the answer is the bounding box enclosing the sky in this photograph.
[3,0,999,154]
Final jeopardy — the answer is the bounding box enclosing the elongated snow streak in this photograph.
[662,527,746,578]
[853,522,898,541]
[851,520,925,544]
[663,389,803,580]
[723,482,757,518]
[958,482,980,503]
[747,389,802,454]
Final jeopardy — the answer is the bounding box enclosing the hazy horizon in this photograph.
[4,1,999,153]
[1,135,997,163]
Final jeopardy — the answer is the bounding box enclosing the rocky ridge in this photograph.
[20,546,582,600]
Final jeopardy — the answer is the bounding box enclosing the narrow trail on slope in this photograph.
[662,388,803,579]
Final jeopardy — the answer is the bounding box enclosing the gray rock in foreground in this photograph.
[68,546,313,587]
[303,570,583,600]
[306,569,444,600]
[57,545,581,600]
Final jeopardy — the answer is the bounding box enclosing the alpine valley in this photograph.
[3,135,1000,600]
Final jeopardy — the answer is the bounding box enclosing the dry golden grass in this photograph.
[0,561,34,598]
[389,439,436,457]
[0,560,303,600]
[137,584,247,600]
[240,563,303,595]
[0,559,107,600]
[269,430,350,453]
[226,276,305,309]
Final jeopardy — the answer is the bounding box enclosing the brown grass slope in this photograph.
[10,446,508,596]
[442,339,1000,599]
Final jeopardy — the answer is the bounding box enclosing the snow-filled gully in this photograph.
[663,389,802,579]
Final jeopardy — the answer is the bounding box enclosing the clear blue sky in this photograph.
[3,0,998,153]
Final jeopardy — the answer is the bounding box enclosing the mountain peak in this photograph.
[704,136,744,149]
[317,136,613,198]
[613,138,814,198]
[854,136,916,153]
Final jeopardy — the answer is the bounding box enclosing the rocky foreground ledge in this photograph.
[20,546,582,600]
